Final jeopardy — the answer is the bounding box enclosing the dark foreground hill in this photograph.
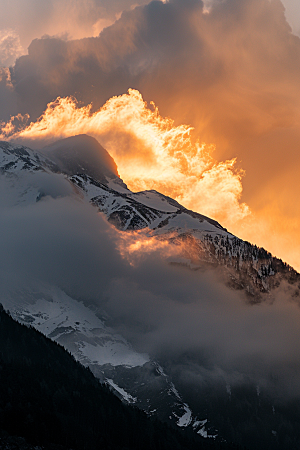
[0,304,244,450]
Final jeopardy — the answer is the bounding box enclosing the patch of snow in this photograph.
[196,420,218,439]
[193,420,201,429]
[176,404,192,427]
[4,285,149,368]
[161,213,225,234]
[78,339,148,367]
[198,427,208,438]
[131,191,178,213]
[168,382,182,400]
[155,363,167,377]
[106,378,137,403]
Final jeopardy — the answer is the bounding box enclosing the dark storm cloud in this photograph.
[0,0,150,54]
[9,0,206,119]
[0,69,18,120]
[8,0,298,126]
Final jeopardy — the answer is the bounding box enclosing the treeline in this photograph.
[0,305,245,450]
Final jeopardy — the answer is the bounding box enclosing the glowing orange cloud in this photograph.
[114,227,206,270]
[1,89,249,229]
[115,228,181,266]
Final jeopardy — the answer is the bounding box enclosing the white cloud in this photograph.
[0,29,24,67]
[281,0,300,35]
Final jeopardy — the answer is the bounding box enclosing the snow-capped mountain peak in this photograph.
[1,136,299,442]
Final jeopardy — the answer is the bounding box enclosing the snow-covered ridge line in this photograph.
[1,139,299,301]
[69,173,299,300]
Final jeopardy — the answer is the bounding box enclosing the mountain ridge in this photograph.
[0,303,241,450]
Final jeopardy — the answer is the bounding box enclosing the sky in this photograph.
[1,0,300,271]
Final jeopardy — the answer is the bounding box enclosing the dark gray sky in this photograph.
[0,0,298,66]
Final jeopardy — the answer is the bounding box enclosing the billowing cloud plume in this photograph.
[2,90,249,226]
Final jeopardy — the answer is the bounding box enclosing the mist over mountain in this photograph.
[1,135,300,449]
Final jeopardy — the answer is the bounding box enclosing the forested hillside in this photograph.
[0,304,245,450]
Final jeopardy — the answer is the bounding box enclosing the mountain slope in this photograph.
[1,135,300,450]
[2,134,298,303]
[69,171,300,301]
[0,137,209,432]
[0,304,245,450]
